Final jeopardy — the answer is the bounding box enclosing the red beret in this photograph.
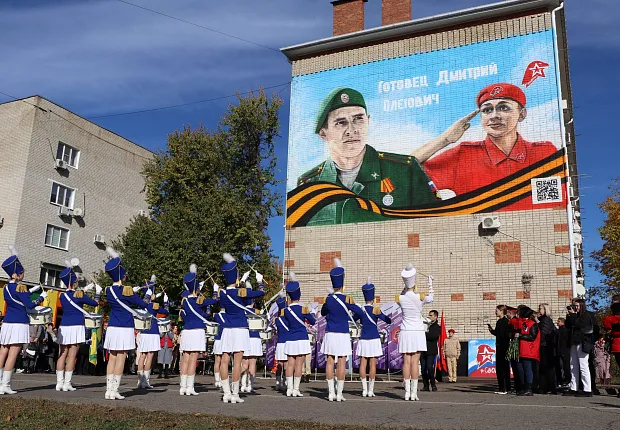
[477,83,526,108]
[448,329,455,333]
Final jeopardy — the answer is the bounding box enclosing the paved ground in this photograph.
[6,373,620,429]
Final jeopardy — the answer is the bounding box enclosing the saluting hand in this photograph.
[440,110,479,145]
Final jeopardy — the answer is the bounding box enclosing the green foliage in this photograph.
[108,89,284,301]
[589,178,620,310]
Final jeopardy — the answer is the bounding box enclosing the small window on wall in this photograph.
[40,264,64,288]
[45,224,70,250]
[56,142,80,168]
[50,182,74,208]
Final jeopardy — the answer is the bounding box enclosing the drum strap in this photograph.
[221,289,252,314]
[186,298,216,327]
[108,285,140,317]
[4,286,25,307]
[333,294,359,328]
[361,305,377,327]
[287,305,306,327]
[64,293,93,317]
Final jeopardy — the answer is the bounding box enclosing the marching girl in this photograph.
[274,292,289,392]
[218,253,264,404]
[320,259,365,402]
[283,272,316,397]
[136,275,168,390]
[356,277,391,398]
[396,264,434,401]
[56,262,101,392]
[179,264,217,396]
[212,306,227,389]
[0,246,47,394]
[240,276,265,394]
[103,247,149,400]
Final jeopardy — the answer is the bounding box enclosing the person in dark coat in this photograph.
[555,317,571,386]
[421,310,441,392]
[564,298,594,397]
[536,304,557,394]
[488,305,511,394]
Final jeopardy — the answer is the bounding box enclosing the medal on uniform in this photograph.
[380,178,395,206]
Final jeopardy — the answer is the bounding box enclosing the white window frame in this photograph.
[57,142,80,169]
[44,224,70,251]
[39,264,64,288]
[49,180,76,209]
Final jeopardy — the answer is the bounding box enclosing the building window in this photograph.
[45,224,70,250]
[50,182,75,208]
[56,142,80,168]
[40,264,64,288]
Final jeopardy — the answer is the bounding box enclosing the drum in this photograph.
[84,314,103,329]
[259,330,272,341]
[27,306,53,325]
[133,309,152,331]
[348,321,361,339]
[247,314,268,331]
[308,332,316,345]
[157,318,171,334]
[205,322,219,337]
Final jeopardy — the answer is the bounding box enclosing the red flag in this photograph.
[436,311,448,372]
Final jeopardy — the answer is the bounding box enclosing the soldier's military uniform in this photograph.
[297,87,438,226]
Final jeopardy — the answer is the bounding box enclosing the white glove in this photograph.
[163,294,169,303]
[95,285,103,295]
[40,290,48,299]
[241,271,250,283]
[428,275,433,287]
[84,283,94,292]
[213,283,220,293]
[155,292,162,299]
[199,280,205,289]
[132,286,140,293]
[255,271,264,283]
[145,288,153,297]
[29,285,41,293]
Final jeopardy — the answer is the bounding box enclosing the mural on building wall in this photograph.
[286,30,567,227]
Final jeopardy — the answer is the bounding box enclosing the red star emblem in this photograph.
[476,344,496,367]
[522,60,550,88]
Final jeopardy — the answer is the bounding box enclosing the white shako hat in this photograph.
[401,264,417,289]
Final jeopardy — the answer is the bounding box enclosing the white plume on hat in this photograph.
[189,264,197,274]
[334,258,342,268]
[65,260,73,268]
[150,274,157,283]
[8,244,17,256]
[289,271,297,282]
[106,247,119,259]
[278,289,286,298]
[366,276,372,285]
[327,286,334,294]
[223,253,235,263]
[401,263,417,289]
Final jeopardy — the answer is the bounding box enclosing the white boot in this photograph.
[404,379,411,401]
[0,370,17,395]
[62,370,76,391]
[327,379,335,402]
[293,376,303,397]
[137,370,144,388]
[179,375,187,395]
[143,370,153,389]
[0,368,3,395]
[56,370,64,391]
[336,380,346,402]
[286,376,293,397]
[368,379,376,397]
[186,375,199,395]
[231,380,244,403]
[221,378,232,403]
[361,378,368,397]
[240,373,248,393]
[105,375,113,399]
[214,372,221,388]
[112,375,125,400]
[411,379,419,401]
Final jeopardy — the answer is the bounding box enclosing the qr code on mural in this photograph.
[531,176,562,204]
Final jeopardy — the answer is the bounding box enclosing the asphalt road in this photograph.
[6,373,620,429]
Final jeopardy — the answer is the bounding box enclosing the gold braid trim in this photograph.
[152,303,160,310]
[74,290,84,299]
[16,284,28,293]
[122,286,133,296]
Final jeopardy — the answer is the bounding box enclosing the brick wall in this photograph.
[382,0,411,26]
[333,0,366,36]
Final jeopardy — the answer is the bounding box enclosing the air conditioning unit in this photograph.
[481,215,501,230]
[138,209,148,217]
[58,206,71,217]
[72,208,84,217]
[55,159,68,170]
[93,234,106,244]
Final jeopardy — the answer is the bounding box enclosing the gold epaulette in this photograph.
[237,288,247,298]
[372,306,381,315]
[122,286,133,296]
[152,302,160,310]
[378,151,414,165]
[395,295,400,303]
[74,290,84,299]
[16,284,28,293]
[279,309,285,317]
[297,162,325,186]
[346,295,354,304]
[196,296,205,305]
[302,306,309,314]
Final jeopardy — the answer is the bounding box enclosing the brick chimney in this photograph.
[382,0,411,26]
[331,0,367,36]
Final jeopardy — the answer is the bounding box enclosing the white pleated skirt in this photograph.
[180,328,206,352]
[104,326,136,351]
[244,337,263,357]
[138,333,161,353]
[398,330,427,354]
[0,323,29,345]
[285,339,311,356]
[213,339,223,355]
[220,327,250,353]
[320,332,352,357]
[356,338,383,358]
[58,325,86,345]
[276,343,287,361]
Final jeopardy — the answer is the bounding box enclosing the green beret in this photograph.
[315,87,367,133]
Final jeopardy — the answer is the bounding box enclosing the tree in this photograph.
[108,89,284,301]
[590,178,620,310]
